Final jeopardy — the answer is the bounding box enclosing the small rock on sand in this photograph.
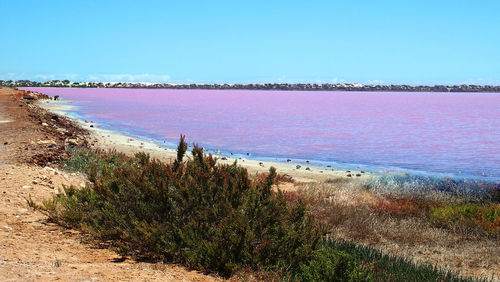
[22,185,33,189]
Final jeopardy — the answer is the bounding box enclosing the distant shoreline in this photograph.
[4,80,500,92]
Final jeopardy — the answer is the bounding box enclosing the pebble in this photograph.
[22,185,33,189]
[41,122,48,126]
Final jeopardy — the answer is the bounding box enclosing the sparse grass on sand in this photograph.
[294,174,499,280]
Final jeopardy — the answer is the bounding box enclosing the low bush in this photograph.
[429,203,500,236]
[297,246,371,281]
[373,195,437,217]
[363,174,499,202]
[370,194,499,237]
[46,136,323,277]
[327,239,477,282]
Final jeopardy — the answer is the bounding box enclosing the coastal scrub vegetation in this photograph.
[39,136,490,280]
[45,136,326,278]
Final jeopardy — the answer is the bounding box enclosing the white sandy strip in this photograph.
[38,100,366,183]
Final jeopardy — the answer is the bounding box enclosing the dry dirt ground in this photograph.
[0,88,219,281]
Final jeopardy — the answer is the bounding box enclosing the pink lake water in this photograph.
[25,88,500,180]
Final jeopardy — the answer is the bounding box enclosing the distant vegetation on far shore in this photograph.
[4,79,500,92]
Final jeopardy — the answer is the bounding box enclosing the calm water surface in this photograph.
[25,88,500,180]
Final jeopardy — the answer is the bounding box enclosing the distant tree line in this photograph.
[1,79,499,92]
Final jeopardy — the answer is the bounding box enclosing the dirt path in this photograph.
[0,88,219,281]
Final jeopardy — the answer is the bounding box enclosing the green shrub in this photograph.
[327,239,476,282]
[429,203,500,236]
[45,136,322,277]
[297,246,372,281]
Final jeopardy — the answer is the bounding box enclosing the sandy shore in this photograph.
[38,99,370,185]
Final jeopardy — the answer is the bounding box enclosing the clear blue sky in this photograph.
[1,0,499,85]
